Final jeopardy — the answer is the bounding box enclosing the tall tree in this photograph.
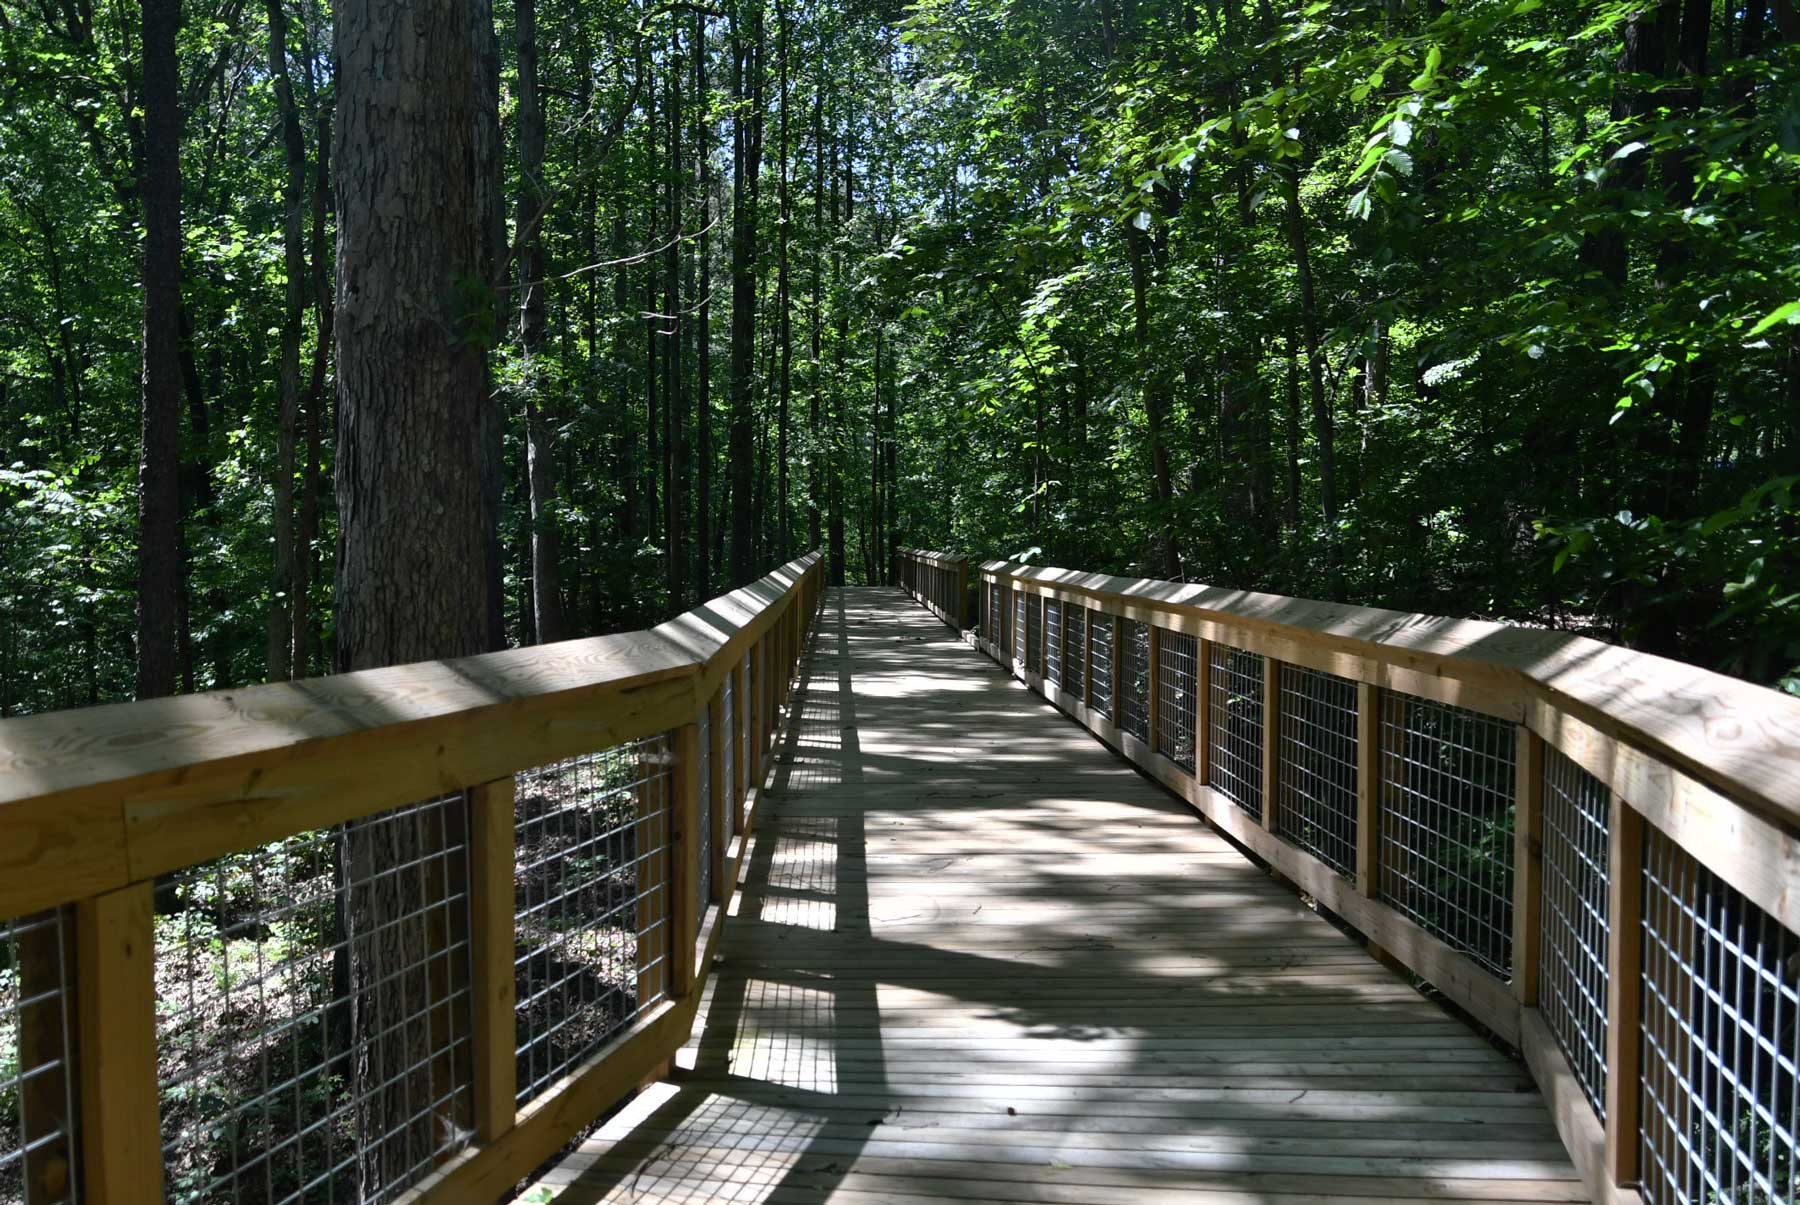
[135,0,184,700]
[728,0,764,585]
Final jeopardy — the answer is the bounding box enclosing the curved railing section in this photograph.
[0,552,824,1205]
[898,548,970,631]
[917,553,1800,1205]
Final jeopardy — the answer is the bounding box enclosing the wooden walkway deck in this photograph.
[528,587,1584,1204]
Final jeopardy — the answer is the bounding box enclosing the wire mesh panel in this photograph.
[1640,828,1800,1205]
[513,735,674,1107]
[1208,642,1265,821]
[156,798,474,1204]
[1273,665,1359,878]
[1377,694,1517,976]
[1013,590,1027,668]
[1064,604,1086,703]
[698,704,714,908]
[1,909,77,1205]
[1026,594,1042,675]
[986,581,1002,645]
[1045,599,1063,687]
[1155,629,1198,772]
[1538,747,1611,1121]
[1090,613,1114,716]
[1119,619,1150,742]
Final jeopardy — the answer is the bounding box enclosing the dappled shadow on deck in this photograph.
[527,588,1583,1204]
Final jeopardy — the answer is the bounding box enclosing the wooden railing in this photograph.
[897,548,970,631]
[918,553,1800,1205]
[0,552,824,1205]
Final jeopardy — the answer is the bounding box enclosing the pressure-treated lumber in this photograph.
[520,588,1585,1204]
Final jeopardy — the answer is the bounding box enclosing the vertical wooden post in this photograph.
[77,882,163,1205]
[670,720,702,997]
[956,558,970,629]
[468,777,518,1141]
[1147,623,1163,755]
[708,684,728,899]
[1195,638,1212,787]
[1512,728,1545,1006]
[1355,682,1380,897]
[1603,796,1645,1184]
[1260,656,1281,831]
[732,653,749,834]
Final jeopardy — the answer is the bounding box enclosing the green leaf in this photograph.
[1745,301,1800,338]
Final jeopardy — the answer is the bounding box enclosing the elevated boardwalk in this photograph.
[532,588,1584,1203]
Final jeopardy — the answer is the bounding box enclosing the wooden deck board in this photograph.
[524,587,1582,1203]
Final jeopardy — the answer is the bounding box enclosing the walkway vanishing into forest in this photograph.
[527,588,1584,1204]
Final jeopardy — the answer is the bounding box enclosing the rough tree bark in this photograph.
[135,0,183,701]
[333,0,486,1190]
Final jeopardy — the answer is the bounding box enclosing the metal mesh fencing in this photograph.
[1064,604,1086,703]
[156,798,474,1204]
[1119,618,1151,743]
[741,651,753,790]
[1155,629,1198,772]
[1377,694,1516,977]
[1538,747,1610,1121]
[1026,594,1042,675]
[1273,665,1359,879]
[698,704,714,909]
[1208,642,1265,821]
[1,908,77,1205]
[1045,599,1063,687]
[513,735,673,1107]
[986,582,1002,646]
[1090,613,1114,716]
[1639,827,1800,1205]
[1013,590,1027,668]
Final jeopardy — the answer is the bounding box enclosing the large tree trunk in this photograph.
[136,0,183,701]
[517,0,565,643]
[266,0,307,682]
[728,3,765,585]
[333,0,486,1192]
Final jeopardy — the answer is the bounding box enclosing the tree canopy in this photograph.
[0,0,1795,717]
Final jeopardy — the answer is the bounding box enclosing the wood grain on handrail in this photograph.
[0,552,822,920]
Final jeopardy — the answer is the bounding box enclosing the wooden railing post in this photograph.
[1355,682,1380,897]
[77,881,163,1205]
[1261,656,1281,832]
[707,685,728,897]
[1512,729,1545,1006]
[469,777,518,1141]
[956,559,970,629]
[671,720,702,997]
[1603,795,1645,1184]
[731,654,749,834]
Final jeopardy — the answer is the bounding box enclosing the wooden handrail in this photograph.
[898,548,970,631]
[932,553,1800,1205]
[0,550,826,1205]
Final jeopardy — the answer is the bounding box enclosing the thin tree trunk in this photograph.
[473,0,506,650]
[664,43,687,610]
[517,0,565,643]
[728,2,764,585]
[775,0,792,561]
[695,9,713,599]
[136,0,183,700]
[1280,159,1336,586]
[265,0,307,681]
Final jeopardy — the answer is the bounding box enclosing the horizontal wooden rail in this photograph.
[898,548,970,631]
[0,552,826,1205]
[900,551,1800,1205]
